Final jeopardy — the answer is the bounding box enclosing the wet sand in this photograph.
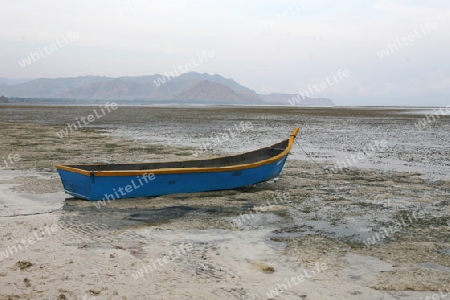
[0,105,449,299]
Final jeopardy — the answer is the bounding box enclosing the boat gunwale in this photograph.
[55,127,299,176]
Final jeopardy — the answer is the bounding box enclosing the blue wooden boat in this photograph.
[56,127,299,201]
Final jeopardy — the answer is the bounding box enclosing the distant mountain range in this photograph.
[0,73,334,106]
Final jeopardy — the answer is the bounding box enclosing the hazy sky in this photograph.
[1,0,449,106]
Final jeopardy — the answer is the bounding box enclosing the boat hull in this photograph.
[57,156,288,201]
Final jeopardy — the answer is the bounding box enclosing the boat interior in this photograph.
[64,139,290,171]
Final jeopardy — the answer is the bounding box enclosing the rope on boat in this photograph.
[295,128,331,174]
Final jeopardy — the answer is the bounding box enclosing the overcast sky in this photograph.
[1,0,449,106]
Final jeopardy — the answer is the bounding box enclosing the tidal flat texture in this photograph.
[0,105,449,299]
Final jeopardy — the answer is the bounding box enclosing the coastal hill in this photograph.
[0,73,334,106]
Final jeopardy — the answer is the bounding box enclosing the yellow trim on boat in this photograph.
[55,127,299,177]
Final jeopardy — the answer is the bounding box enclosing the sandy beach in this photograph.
[0,105,449,300]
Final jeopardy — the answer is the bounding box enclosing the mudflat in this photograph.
[0,105,449,299]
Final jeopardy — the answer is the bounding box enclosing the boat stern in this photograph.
[56,166,93,200]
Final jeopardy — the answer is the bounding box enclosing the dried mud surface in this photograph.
[0,105,449,299]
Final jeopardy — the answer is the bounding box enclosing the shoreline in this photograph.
[0,102,447,110]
